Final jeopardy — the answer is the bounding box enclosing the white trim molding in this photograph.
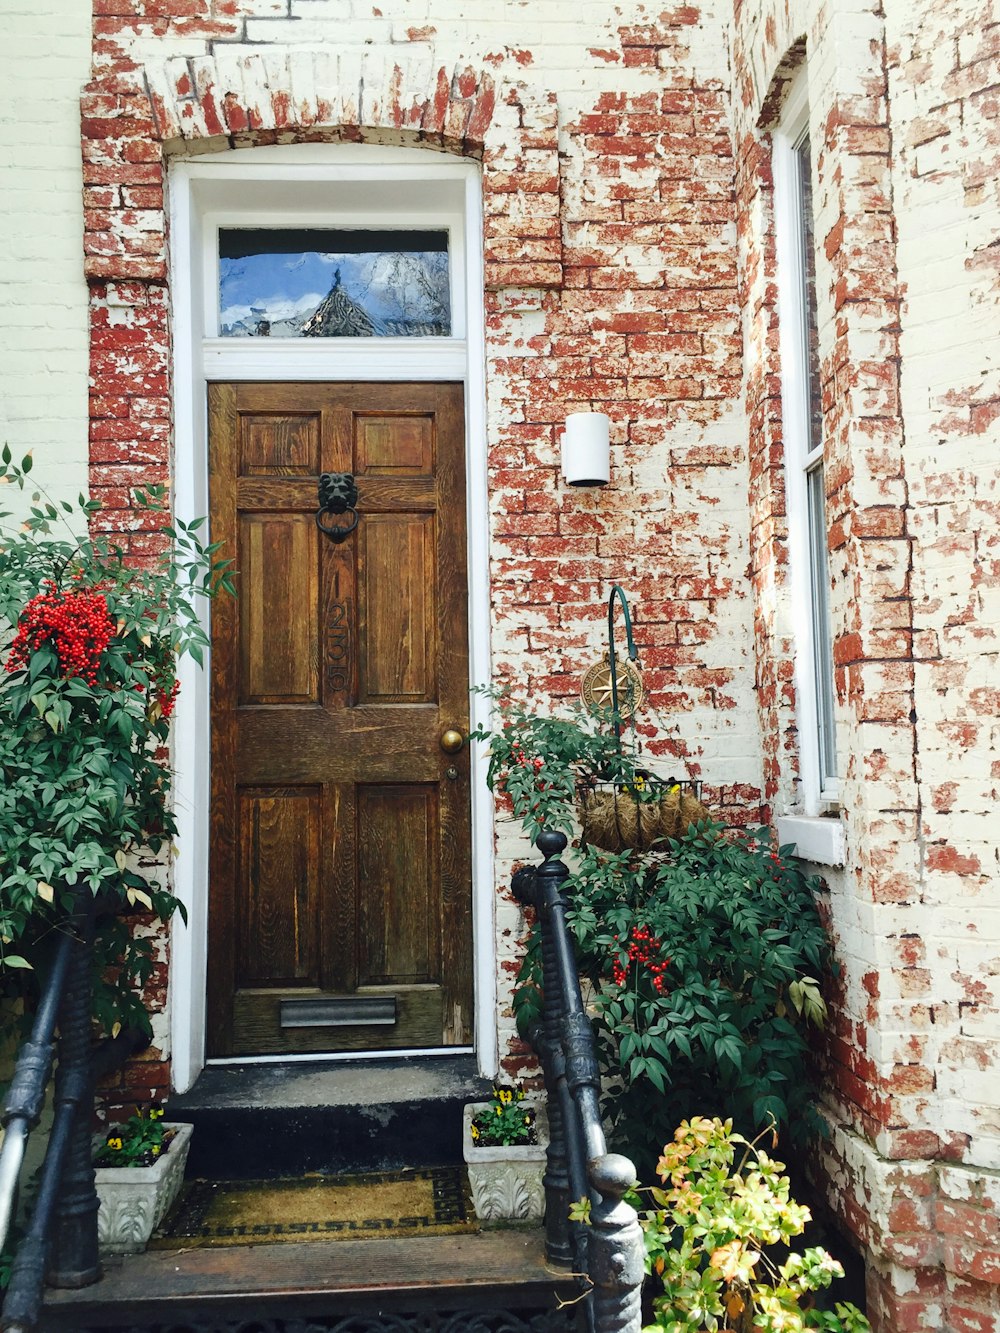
[775,814,846,868]
[168,143,495,1092]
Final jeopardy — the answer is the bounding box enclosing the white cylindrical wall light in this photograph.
[561,411,610,487]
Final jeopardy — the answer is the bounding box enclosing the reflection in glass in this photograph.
[807,463,837,786]
[218,229,451,338]
[795,140,823,457]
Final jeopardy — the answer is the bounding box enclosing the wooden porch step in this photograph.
[41,1228,577,1331]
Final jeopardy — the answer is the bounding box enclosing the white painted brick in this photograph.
[9,2,1000,1293]
[0,0,88,516]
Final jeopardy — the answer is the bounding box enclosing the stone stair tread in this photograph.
[41,1228,570,1328]
[168,1056,491,1111]
[162,1057,495,1177]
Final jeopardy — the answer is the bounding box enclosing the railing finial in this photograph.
[589,1154,645,1333]
[536,828,567,859]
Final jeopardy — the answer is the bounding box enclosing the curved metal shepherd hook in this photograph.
[607,583,638,749]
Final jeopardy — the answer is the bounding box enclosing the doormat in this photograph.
[150,1166,478,1248]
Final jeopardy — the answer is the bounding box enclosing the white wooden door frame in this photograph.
[168,144,495,1093]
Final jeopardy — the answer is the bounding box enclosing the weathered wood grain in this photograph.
[208,382,472,1057]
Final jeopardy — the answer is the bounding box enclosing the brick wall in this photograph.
[79,0,763,1096]
[0,0,90,512]
[731,0,1000,1328]
[3,1,996,1324]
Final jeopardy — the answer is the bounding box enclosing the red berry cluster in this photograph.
[610,926,671,994]
[509,742,544,773]
[7,584,114,685]
[157,678,181,720]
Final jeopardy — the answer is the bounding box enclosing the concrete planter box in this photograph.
[94,1121,192,1255]
[462,1102,548,1224]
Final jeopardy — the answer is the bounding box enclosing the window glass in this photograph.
[795,140,823,460]
[218,229,451,338]
[796,135,837,788]
[807,464,837,784]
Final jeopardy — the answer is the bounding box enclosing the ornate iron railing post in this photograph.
[47,890,100,1289]
[513,831,644,1333]
[589,1154,645,1333]
[512,851,574,1270]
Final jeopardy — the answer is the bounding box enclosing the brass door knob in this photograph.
[439,728,465,754]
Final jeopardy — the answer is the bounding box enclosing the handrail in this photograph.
[512,829,644,1333]
[0,925,76,1255]
[0,890,145,1333]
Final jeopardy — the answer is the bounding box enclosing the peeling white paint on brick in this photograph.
[2,0,998,1325]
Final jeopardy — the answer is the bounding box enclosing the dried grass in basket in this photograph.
[579,785,710,852]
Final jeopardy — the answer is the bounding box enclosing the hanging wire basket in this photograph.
[576,586,710,852]
[579,773,706,853]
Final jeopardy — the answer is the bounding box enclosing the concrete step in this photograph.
[164,1055,493,1177]
[40,1227,579,1332]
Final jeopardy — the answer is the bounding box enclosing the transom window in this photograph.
[218,228,451,338]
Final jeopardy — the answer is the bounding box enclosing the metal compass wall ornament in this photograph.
[580,652,645,720]
[579,585,646,731]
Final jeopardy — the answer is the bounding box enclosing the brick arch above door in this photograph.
[80,50,563,291]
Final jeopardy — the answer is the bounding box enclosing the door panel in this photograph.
[236,786,322,987]
[239,412,321,475]
[356,784,439,984]
[359,514,436,702]
[238,513,320,704]
[208,381,472,1057]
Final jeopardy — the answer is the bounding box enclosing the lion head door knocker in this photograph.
[315,472,360,543]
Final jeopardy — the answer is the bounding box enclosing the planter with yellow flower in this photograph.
[93,1107,192,1254]
[463,1084,548,1224]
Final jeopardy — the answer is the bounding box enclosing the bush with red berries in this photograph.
[0,448,233,1036]
[470,687,635,844]
[516,822,834,1179]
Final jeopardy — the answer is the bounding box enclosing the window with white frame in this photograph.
[773,71,839,814]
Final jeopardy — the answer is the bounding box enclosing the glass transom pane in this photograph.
[218,229,451,338]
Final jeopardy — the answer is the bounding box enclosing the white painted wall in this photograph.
[0,0,90,513]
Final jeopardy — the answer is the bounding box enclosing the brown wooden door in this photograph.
[207,382,472,1057]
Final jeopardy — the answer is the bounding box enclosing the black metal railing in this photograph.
[512,830,644,1333]
[0,891,146,1333]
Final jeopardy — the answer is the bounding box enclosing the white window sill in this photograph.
[775,815,846,868]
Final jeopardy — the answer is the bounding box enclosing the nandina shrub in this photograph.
[477,691,834,1173]
[564,824,831,1175]
[471,686,640,843]
[0,449,233,1035]
[7,586,115,683]
[513,822,832,1178]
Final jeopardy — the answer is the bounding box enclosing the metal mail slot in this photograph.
[279,997,398,1029]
